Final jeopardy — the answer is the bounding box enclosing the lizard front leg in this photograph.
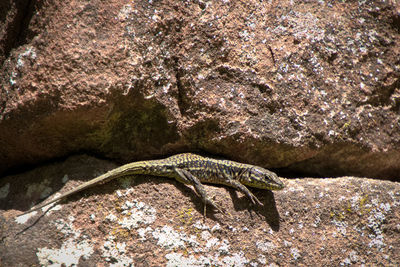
[173,168,224,216]
[221,177,263,206]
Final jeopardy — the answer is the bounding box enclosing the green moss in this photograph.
[87,110,123,151]
[87,96,179,158]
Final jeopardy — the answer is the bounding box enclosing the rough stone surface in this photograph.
[1,0,400,264]
[0,0,399,179]
[0,155,399,266]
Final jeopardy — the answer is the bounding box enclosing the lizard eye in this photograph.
[252,167,263,176]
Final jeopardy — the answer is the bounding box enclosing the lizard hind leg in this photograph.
[173,168,224,216]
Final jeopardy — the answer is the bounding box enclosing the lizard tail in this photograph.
[18,161,146,216]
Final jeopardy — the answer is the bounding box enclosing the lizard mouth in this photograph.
[261,175,285,190]
[270,179,285,190]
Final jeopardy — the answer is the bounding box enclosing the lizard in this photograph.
[18,153,284,217]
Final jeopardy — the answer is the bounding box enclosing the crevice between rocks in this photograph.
[0,0,36,65]
[173,57,187,116]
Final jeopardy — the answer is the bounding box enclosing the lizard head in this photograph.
[242,166,284,190]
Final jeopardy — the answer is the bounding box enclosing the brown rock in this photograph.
[1,0,400,264]
[1,0,400,179]
[0,155,399,266]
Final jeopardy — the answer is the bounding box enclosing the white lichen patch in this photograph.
[10,46,37,86]
[43,202,63,215]
[367,199,391,251]
[201,230,212,240]
[0,183,10,199]
[106,213,118,222]
[103,215,242,266]
[205,237,220,249]
[217,239,230,254]
[166,253,217,267]
[102,198,156,266]
[137,226,153,240]
[118,4,133,21]
[222,252,249,266]
[37,238,93,267]
[211,223,221,232]
[332,218,348,236]
[118,200,156,229]
[15,211,37,224]
[387,190,400,207]
[101,236,133,267]
[38,193,63,215]
[285,182,305,192]
[37,219,94,266]
[199,230,228,253]
[152,225,190,249]
[144,221,250,267]
[341,250,362,266]
[290,247,301,261]
[256,240,276,253]
[16,46,37,68]
[166,252,249,267]
[15,194,63,224]
[193,220,211,230]
[52,218,79,237]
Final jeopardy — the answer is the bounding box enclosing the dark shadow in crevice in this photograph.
[0,0,45,65]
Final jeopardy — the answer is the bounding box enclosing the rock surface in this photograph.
[1,0,399,179]
[1,0,400,265]
[1,155,399,266]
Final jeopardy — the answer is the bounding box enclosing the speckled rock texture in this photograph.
[1,0,399,179]
[1,155,399,266]
[1,0,400,265]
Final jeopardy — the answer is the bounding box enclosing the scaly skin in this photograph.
[19,153,284,216]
